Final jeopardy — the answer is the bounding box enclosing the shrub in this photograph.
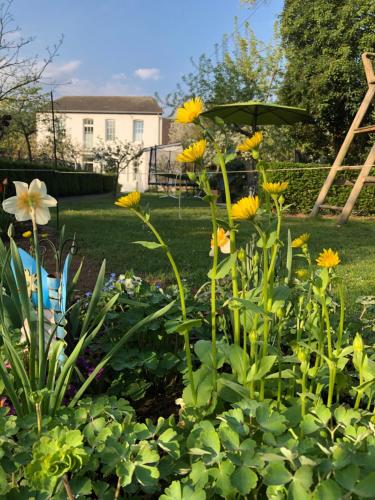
[262,161,375,214]
[0,167,115,197]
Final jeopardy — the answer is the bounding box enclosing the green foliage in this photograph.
[0,164,115,197]
[25,427,87,494]
[263,161,375,214]
[279,0,375,160]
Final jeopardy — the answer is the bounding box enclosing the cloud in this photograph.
[112,72,128,81]
[44,60,82,79]
[57,77,142,96]
[134,68,160,80]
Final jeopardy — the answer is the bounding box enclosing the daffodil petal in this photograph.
[13,181,28,196]
[221,240,231,254]
[2,196,18,214]
[34,207,51,225]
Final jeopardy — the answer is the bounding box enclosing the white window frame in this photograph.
[83,118,94,150]
[133,120,144,142]
[105,119,115,141]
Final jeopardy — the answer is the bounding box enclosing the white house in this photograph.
[37,96,164,192]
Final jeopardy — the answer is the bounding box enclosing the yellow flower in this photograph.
[210,227,230,256]
[316,248,340,268]
[115,192,141,209]
[291,233,310,248]
[353,333,363,353]
[176,97,203,124]
[263,181,289,195]
[22,230,32,238]
[236,131,263,152]
[295,269,309,280]
[231,196,259,220]
[176,139,207,163]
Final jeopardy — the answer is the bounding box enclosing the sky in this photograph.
[9,0,283,100]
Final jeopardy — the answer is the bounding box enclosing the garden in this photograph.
[0,97,375,500]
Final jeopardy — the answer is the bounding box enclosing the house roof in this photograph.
[52,96,162,114]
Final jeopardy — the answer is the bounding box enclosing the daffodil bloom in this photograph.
[115,191,141,209]
[262,181,289,195]
[236,131,263,152]
[176,97,203,124]
[22,230,32,238]
[295,269,309,280]
[176,139,207,163]
[2,179,57,225]
[210,227,230,256]
[231,196,259,220]
[291,233,310,248]
[316,248,340,268]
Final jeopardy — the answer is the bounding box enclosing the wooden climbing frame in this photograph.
[310,52,375,224]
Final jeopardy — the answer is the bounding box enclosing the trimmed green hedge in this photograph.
[0,168,115,197]
[262,161,375,215]
[0,158,74,171]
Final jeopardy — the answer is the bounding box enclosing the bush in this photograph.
[262,161,375,214]
[0,164,115,197]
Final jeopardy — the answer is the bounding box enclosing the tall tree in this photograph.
[279,0,375,161]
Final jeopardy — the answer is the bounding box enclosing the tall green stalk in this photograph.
[31,209,46,388]
[133,209,197,404]
[209,200,218,389]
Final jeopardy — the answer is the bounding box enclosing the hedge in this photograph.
[0,158,74,171]
[0,168,115,198]
[262,161,375,215]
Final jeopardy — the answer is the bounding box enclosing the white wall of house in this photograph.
[37,111,163,192]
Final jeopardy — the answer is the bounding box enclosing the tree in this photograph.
[279,0,375,161]
[93,140,143,196]
[161,18,281,113]
[0,86,49,161]
[0,1,61,102]
[35,113,81,168]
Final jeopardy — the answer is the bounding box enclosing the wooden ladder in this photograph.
[310,52,375,224]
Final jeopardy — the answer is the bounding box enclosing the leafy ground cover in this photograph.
[58,193,375,314]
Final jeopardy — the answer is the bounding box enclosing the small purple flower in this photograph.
[85,291,92,297]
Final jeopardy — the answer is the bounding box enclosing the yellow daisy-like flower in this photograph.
[295,269,309,280]
[22,230,32,238]
[236,131,263,152]
[176,139,207,163]
[291,233,310,248]
[176,97,204,124]
[231,196,259,221]
[316,248,340,268]
[115,191,141,209]
[210,227,230,256]
[263,181,289,195]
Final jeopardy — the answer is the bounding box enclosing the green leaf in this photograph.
[263,462,292,486]
[256,406,287,435]
[254,356,277,380]
[313,479,342,500]
[335,464,359,491]
[134,240,165,250]
[195,340,225,369]
[354,472,375,498]
[301,414,320,435]
[174,319,202,335]
[232,466,258,494]
[208,252,237,280]
[134,464,160,491]
[228,344,250,382]
[118,462,136,487]
[160,480,206,500]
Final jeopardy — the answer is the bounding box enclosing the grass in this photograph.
[57,193,375,314]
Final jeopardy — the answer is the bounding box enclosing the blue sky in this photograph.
[10,0,283,99]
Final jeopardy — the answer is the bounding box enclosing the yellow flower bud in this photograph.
[297,350,307,363]
[238,248,246,262]
[249,330,257,343]
[353,334,363,353]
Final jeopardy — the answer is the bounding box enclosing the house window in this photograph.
[83,118,94,149]
[133,120,144,142]
[105,119,115,141]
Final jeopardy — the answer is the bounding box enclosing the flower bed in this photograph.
[0,98,375,498]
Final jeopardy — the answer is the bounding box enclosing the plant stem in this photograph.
[134,210,197,404]
[114,477,121,500]
[209,201,218,389]
[63,475,74,500]
[337,281,345,350]
[31,210,46,388]
[214,147,240,345]
[36,402,42,434]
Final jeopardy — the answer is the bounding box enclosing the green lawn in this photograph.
[58,193,375,313]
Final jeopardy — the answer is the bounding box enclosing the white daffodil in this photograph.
[2,179,57,225]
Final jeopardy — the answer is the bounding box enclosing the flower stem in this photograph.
[134,210,197,404]
[31,211,46,388]
[209,201,218,390]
